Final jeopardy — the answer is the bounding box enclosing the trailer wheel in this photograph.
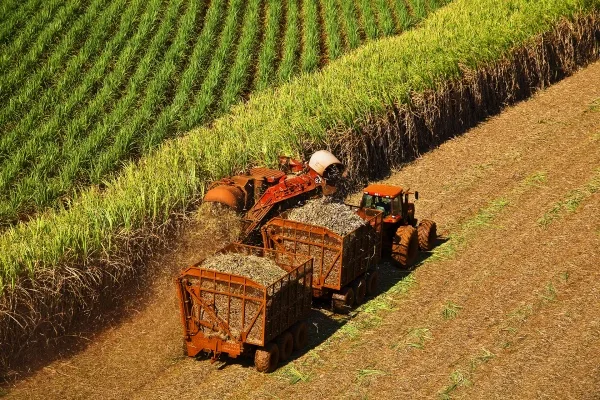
[290,322,308,350]
[352,278,367,305]
[417,219,437,251]
[366,271,379,296]
[255,342,279,373]
[332,287,355,314]
[277,331,294,361]
[392,226,418,267]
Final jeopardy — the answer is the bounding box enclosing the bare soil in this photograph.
[3,61,600,400]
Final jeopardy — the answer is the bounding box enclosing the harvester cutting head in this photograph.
[203,150,344,214]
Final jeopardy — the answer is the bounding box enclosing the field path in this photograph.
[4,61,600,399]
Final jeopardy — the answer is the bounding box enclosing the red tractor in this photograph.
[203,150,344,238]
[359,184,436,266]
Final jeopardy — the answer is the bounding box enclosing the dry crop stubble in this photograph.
[329,14,600,188]
[0,201,241,379]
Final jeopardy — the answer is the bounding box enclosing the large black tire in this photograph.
[392,225,419,267]
[290,321,308,350]
[277,331,294,361]
[417,219,437,251]
[366,271,379,296]
[332,286,355,314]
[255,342,279,373]
[352,277,367,305]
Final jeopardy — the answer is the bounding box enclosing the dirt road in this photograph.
[4,61,600,399]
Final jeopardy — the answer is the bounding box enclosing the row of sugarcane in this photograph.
[0,0,436,227]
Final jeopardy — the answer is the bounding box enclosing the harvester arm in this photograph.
[241,171,321,236]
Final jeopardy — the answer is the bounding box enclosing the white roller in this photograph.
[308,150,343,176]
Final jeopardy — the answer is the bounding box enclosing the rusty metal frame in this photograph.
[177,244,313,359]
[262,206,383,292]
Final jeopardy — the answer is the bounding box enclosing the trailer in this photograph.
[176,243,313,372]
[261,206,382,313]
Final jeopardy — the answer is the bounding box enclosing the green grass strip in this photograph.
[357,0,380,39]
[301,0,321,73]
[322,0,344,60]
[338,0,362,50]
[0,0,42,47]
[0,0,63,75]
[254,0,284,90]
[374,0,397,36]
[0,0,109,130]
[392,0,414,31]
[277,0,301,82]
[0,0,597,292]
[219,0,264,113]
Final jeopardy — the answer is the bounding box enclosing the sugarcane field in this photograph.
[1,0,599,398]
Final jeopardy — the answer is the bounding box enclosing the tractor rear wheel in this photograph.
[392,226,419,267]
[277,331,294,361]
[417,219,437,251]
[255,342,280,373]
[366,271,379,296]
[352,278,367,305]
[290,321,308,350]
[332,286,355,314]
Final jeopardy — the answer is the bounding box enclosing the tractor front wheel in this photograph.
[392,226,419,267]
[417,219,437,251]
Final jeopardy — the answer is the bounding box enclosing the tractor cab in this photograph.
[360,184,418,227]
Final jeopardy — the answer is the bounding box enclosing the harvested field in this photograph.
[4,59,600,399]
[200,253,285,286]
[288,197,366,235]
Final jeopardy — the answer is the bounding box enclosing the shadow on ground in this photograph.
[191,237,448,372]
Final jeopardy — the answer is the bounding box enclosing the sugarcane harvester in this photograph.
[203,150,344,238]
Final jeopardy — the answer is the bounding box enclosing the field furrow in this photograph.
[219,0,264,113]
[0,0,454,232]
[0,0,109,134]
[356,0,380,40]
[374,0,397,36]
[38,0,186,200]
[0,0,145,221]
[24,0,168,207]
[254,0,284,91]
[88,0,203,182]
[0,0,63,75]
[182,0,248,129]
[338,0,362,50]
[125,0,228,168]
[390,0,413,31]
[277,0,302,82]
[321,0,343,61]
[0,0,130,163]
[301,0,321,73]
[407,0,427,21]
[0,0,42,47]
[0,0,94,109]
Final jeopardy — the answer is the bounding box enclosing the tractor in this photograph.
[359,184,436,266]
[203,150,344,238]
